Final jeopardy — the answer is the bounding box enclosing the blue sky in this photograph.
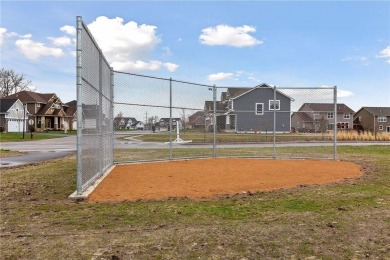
[1,1,389,112]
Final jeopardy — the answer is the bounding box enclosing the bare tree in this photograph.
[114,111,124,130]
[0,68,33,97]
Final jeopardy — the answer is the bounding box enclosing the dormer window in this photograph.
[37,104,41,108]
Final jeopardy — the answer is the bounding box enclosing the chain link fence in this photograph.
[113,72,337,164]
[77,16,338,195]
[76,17,114,195]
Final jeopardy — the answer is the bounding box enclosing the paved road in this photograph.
[1,136,76,168]
[1,135,389,168]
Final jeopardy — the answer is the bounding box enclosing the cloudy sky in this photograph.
[1,1,389,111]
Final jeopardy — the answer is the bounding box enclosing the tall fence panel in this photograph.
[76,16,113,195]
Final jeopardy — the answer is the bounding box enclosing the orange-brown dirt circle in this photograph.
[88,158,362,202]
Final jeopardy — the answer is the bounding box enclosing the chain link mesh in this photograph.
[77,18,113,194]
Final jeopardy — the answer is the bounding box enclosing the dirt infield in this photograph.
[88,158,362,202]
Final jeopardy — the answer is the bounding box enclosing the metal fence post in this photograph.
[76,16,83,195]
[273,85,276,159]
[333,85,337,160]
[98,49,103,176]
[169,78,172,160]
[213,85,217,158]
[110,67,114,165]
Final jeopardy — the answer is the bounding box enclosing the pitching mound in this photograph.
[88,158,362,202]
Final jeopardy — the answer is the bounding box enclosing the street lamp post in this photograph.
[23,104,26,139]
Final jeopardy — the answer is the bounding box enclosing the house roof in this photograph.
[357,107,390,116]
[0,98,18,113]
[220,92,227,101]
[189,111,204,119]
[65,100,77,116]
[226,83,294,101]
[204,101,227,112]
[4,91,49,104]
[189,111,205,123]
[292,111,316,122]
[300,103,354,113]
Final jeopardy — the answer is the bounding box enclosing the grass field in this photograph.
[1,146,389,259]
[131,130,390,143]
[0,132,66,142]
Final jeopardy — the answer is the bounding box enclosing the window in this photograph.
[379,125,383,130]
[387,126,390,133]
[327,112,334,119]
[327,124,334,130]
[255,103,264,115]
[378,116,387,122]
[269,100,280,110]
[344,113,350,119]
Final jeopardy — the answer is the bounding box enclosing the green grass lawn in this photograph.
[0,132,68,142]
[1,146,389,259]
[132,131,333,143]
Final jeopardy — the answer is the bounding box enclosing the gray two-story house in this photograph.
[205,83,293,133]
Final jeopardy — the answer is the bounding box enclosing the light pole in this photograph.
[23,104,26,139]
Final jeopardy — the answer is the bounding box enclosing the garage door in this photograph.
[7,119,25,132]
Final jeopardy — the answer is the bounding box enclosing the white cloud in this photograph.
[164,62,179,72]
[337,89,355,98]
[208,72,234,81]
[378,46,390,63]
[60,25,76,36]
[200,25,262,47]
[63,16,177,72]
[111,60,179,72]
[48,36,73,47]
[0,28,7,46]
[87,16,160,62]
[15,39,64,60]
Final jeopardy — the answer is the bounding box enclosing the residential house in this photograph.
[0,98,29,132]
[204,83,293,133]
[188,111,206,129]
[4,91,68,131]
[159,118,182,131]
[291,103,354,132]
[64,100,77,131]
[113,117,137,130]
[132,121,144,130]
[353,107,390,133]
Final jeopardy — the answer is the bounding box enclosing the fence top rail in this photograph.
[114,70,214,88]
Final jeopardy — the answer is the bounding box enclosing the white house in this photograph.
[0,98,30,132]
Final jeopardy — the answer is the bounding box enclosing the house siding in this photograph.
[354,109,390,133]
[232,88,291,132]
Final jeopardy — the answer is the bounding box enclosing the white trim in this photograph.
[269,100,280,111]
[343,113,350,119]
[327,112,334,119]
[387,126,390,133]
[255,103,264,115]
[378,116,387,122]
[229,84,294,101]
[379,125,383,130]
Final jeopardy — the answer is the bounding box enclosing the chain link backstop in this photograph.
[77,16,338,195]
[76,17,114,195]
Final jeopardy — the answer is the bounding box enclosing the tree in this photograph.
[0,68,33,97]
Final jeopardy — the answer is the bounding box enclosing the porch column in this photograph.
[54,116,58,129]
[225,115,230,130]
